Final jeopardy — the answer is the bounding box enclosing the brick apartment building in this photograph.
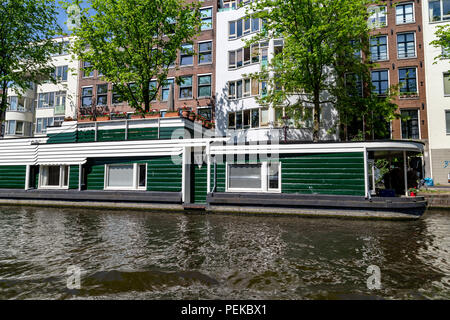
[77,0,217,122]
[368,0,428,144]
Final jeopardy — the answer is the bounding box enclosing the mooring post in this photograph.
[403,151,408,196]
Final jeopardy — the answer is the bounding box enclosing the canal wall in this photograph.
[419,193,450,210]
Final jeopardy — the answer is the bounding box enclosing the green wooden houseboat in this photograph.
[0,117,426,219]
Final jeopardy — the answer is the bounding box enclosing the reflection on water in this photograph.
[0,206,449,299]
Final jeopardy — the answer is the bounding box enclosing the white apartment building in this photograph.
[423,0,450,185]
[3,37,79,138]
[215,0,338,142]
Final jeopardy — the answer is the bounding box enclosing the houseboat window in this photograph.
[268,162,280,190]
[107,164,134,188]
[138,164,147,188]
[228,164,262,190]
[40,166,69,188]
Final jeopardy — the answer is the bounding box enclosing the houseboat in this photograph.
[0,117,426,219]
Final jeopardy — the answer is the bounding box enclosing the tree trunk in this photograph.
[313,90,321,142]
[0,81,8,123]
[143,81,150,113]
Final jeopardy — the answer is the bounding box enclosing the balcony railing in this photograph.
[54,104,66,115]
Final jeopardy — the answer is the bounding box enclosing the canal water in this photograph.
[0,206,449,300]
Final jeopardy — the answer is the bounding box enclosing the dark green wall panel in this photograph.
[86,164,105,190]
[69,165,79,190]
[281,153,365,196]
[147,156,182,192]
[47,132,77,144]
[0,166,26,189]
[193,163,207,204]
[77,130,95,143]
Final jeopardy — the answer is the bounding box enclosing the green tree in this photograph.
[66,0,202,114]
[0,0,63,123]
[430,24,450,61]
[246,0,398,142]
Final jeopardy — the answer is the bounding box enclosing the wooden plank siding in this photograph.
[69,165,79,190]
[193,163,208,204]
[84,156,182,192]
[281,153,365,196]
[0,166,27,189]
[209,152,365,197]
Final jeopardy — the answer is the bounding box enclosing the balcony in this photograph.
[54,104,66,115]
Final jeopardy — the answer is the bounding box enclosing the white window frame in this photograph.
[370,35,389,61]
[225,162,282,193]
[104,163,147,191]
[198,40,213,65]
[200,6,213,31]
[397,32,416,59]
[398,67,418,95]
[396,2,415,25]
[368,5,387,29]
[399,108,421,140]
[197,73,212,98]
[429,0,450,22]
[39,165,70,190]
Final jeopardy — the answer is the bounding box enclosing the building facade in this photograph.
[367,1,430,175]
[3,37,78,138]
[423,0,450,185]
[77,0,217,124]
[215,0,338,142]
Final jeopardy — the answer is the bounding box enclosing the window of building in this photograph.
[368,6,387,28]
[371,70,389,95]
[81,87,93,107]
[396,2,414,24]
[180,44,193,66]
[229,15,261,40]
[179,76,193,99]
[96,84,108,106]
[198,75,211,98]
[6,120,25,136]
[55,91,66,115]
[370,35,388,61]
[399,68,417,94]
[446,110,450,134]
[52,65,68,82]
[429,0,450,22]
[345,73,363,97]
[198,41,212,64]
[397,33,416,58]
[112,86,123,104]
[162,78,174,101]
[252,17,260,32]
[200,7,213,30]
[8,96,18,111]
[228,164,262,190]
[401,109,419,139]
[443,73,450,95]
[40,166,69,189]
[35,117,64,134]
[82,61,94,78]
[149,80,158,101]
[105,163,147,190]
[227,162,281,193]
[38,92,55,108]
[229,21,236,39]
[197,107,212,121]
[227,108,265,130]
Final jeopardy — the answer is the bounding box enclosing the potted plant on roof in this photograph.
[144,110,160,119]
[408,187,418,197]
[165,109,179,117]
[96,112,110,121]
[78,114,93,122]
[131,111,145,119]
[180,106,190,118]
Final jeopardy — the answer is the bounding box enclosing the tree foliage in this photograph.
[246,0,398,141]
[0,0,63,121]
[430,24,450,61]
[66,0,202,114]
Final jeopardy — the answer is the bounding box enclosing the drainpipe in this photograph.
[404,151,408,196]
[78,164,82,191]
[212,156,217,193]
[364,147,369,199]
